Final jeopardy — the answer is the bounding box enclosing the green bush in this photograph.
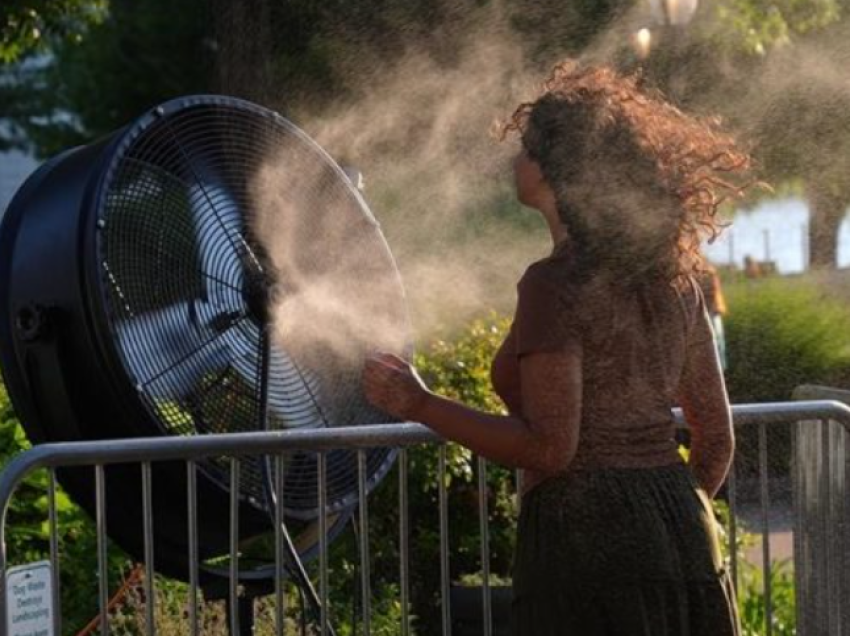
[89,313,516,635]
[1,310,801,634]
[738,559,796,636]
[712,500,795,634]
[725,279,850,403]
[317,313,517,635]
[723,280,850,478]
[0,380,130,635]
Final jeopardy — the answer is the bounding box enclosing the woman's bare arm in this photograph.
[363,349,582,473]
[679,332,735,499]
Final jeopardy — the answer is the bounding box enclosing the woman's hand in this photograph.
[362,352,433,421]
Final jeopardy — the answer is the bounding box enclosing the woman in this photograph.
[362,61,749,635]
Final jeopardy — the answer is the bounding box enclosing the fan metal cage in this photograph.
[0,95,412,584]
[94,97,410,518]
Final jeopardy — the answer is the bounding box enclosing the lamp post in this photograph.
[649,0,699,28]
[632,0,699,58]
[630,0,699,102]
[632,28,653,61]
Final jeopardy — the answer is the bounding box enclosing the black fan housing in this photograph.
[0,95,412,587]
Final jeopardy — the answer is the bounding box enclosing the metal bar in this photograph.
[515,469,523,516]
[142,462,156,635]
[48,469,61,635]
[318,452,329,636]
[477,456,492,636]
[357,450,372,636]
[0,424,440,473]
[399,449,410,636]
[96,464,109,636]
[187,461,199,636]
[791,422,810,634]
[0,402,847,480]
[833,417,847,636]
[0,403,847,636]
[727,460,739,596]
[275,455,285,636]
[438,445,451,636]
[758,421,772,636]
[818,420,832,635]
[230,458,240,636]
[791,418,807,635]
[1,491,8,632]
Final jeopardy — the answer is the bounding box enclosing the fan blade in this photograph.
[220,322,327,431]
[185,157,248,307]
[116,301,234,399]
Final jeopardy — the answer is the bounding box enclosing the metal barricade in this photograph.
[793,386,850,636]
[0,400,848,635]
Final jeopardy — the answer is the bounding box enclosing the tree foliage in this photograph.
[625,0,850,266]
[2,0,214,158]
[0,0,108,63]
[4,0,850,263]
[714,0,841,55]
[0,380,130,635]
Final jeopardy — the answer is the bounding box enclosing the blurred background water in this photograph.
[704,198,850,273]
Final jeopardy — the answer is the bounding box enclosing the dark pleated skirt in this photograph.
[511,462,741,636]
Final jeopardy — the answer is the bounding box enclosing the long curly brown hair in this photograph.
[502,60,759,285]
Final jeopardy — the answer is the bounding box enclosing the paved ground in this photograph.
[737,503,794,565]
[730,476,794,565]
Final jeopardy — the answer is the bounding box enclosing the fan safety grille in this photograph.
[95,97,410,518]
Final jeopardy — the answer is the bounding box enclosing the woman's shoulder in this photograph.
[519,247,580,291]
[514,256,587,351]
[516,255,585,323]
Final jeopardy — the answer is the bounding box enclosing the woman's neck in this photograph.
[546,216,569,250]
[550,224,569,248]
[538,198,569,248]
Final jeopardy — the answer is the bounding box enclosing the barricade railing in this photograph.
[1,399,848,635]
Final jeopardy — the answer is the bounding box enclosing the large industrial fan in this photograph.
[0,95,412,612]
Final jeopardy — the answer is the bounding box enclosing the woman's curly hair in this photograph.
[502,60,760,285]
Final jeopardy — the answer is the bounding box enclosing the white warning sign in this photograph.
[6,561,53,636]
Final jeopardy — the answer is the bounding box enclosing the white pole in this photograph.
[802,222,809,270]
[729,231,735,267]
[763,228,771,262]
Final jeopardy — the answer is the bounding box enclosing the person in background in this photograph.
[699,264,729,371]
[363,61,752,634]
[743,254,762,279]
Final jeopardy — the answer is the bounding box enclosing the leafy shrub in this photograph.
[2,310,800,634]
[723,280,850,478]
[0,380,130,635]
[709,499,797,635]
[337,313,517,635]
[737,559,796,636]
[725,279,850,403]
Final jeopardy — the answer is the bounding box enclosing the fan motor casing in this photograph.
[0,97,377,588]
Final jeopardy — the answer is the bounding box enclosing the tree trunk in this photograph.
[807,183,847,269]
[212,0,272,104]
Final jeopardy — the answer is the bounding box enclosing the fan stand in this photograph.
[229,597,259,636]
[204,329,337,636]
[253,316,337,636]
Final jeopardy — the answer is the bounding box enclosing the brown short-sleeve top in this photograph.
[491,242,714,471]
